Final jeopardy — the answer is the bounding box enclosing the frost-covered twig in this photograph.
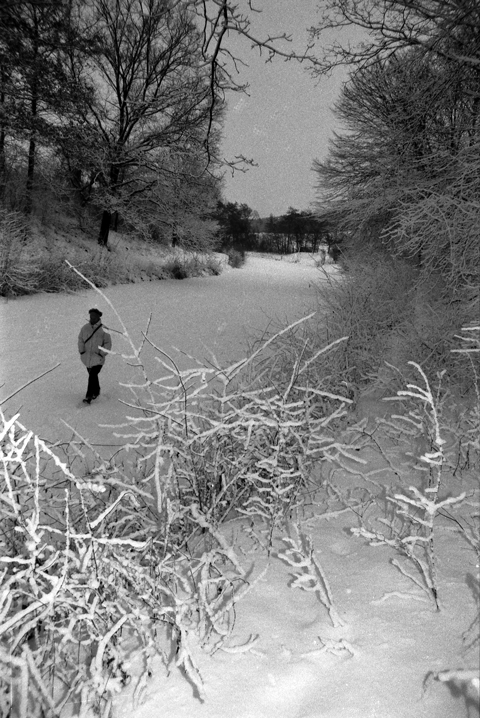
[278,525,344,627]
[0,362,61,406]
[350,357,475,610]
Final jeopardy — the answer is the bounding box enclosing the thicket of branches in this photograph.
[1,271,478,715]
[0,285,359,715]
[312,0,480,301]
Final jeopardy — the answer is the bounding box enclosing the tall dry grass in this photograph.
[0,210,224,297]
[0,210,39,296]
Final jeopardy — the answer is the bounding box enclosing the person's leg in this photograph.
[85,368,94,400]
[90,364,102,399]
[86,366,102,400]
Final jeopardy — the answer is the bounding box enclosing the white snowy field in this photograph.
[0,253,325,451]
[1,253,478,718]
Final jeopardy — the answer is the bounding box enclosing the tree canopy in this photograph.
[312,1,480,294]
[0,0,320,247]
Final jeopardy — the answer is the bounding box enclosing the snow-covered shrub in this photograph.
[0,407,266,716]
[115,310,353,541]
[311,251,478,398]
[278,525,344,628]
[0,225,135,296]
[349,345,479,610]
[385,143,480,295]
[160,250,222,279]
[0,214,224,296]
[226,248,245,268]
[312,252,416,388]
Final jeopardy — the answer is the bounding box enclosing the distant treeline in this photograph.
[213,202,342,254]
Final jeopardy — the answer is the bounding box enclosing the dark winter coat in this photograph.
[78,321,112,368]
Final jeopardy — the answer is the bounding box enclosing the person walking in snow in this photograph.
[78,308,112,404]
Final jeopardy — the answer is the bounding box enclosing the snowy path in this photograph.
[0,254,326,450]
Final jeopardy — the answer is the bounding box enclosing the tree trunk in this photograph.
[470,97,480,145]
[98,210,111,246]
[98,165,120,246]
[0,66,6,202]
[0,122,5,203]
[25,131,36,214]
[25,8,39,215]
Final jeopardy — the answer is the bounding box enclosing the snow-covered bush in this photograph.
[384,143,480,295]
[0,407,264,715]
[278,525,344,628]
[113,310,353,540]
[226,248,245,268]
[312,253,416,388]
[312,251,477,394]
[159,250,222,279]
[348,329,479,609]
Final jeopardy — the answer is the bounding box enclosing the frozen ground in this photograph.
[0,253,326,449]
[1,253,478,718]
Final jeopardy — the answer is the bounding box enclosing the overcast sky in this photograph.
[220,0,350,218]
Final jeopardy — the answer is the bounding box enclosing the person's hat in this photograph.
[88,308,103,316]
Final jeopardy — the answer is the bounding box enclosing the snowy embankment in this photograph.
[0,253,477,718]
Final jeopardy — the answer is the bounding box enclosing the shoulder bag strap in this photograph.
[84,324,102,345]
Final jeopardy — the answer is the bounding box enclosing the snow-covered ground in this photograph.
[0,253,326,449]
[1,253,478,718]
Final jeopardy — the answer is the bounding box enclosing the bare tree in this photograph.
[190,0,318,145]
[2,0,323,237]
[68,0,324,246]
[69,0,219,246]
[311,0,480,79]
